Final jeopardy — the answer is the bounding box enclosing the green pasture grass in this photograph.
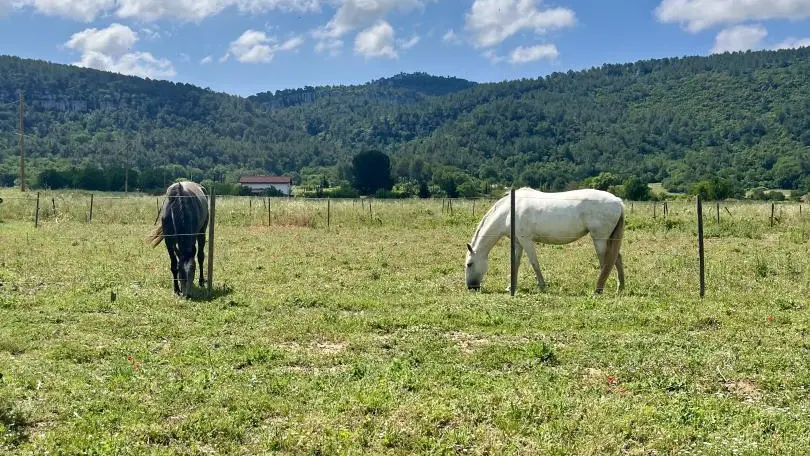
[1,190,810,454]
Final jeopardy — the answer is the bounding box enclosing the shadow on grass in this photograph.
[0,398,30,448]
[188,283,234,302]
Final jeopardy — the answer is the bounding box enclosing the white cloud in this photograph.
[315,38,344,56]
[508,43,558,63]
[115,0,228,21]
[65,24,175,78]
[773,36,810,49]
[442,28,461,44]
[223,29,304,63]
[225,30,276,63]
[75,50,176,78]
[200,55,214,64]
[65,23,138,56]
[465,0,576,48]
[19,0,115,21]
[313,0,424,39]
[279,35,304,51]
[140,26,161,40]
[235,0,320,14]
[482,49,504,63]
[354,21,397,58]
[8,0,322,21]
[711,24,767,53]
[656,0,810,33]
[398,34,420,49]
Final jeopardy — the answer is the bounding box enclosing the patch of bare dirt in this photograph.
[446,331,490,353]
[724,380,762,402]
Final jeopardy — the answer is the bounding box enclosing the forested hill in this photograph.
[1,47,810,194]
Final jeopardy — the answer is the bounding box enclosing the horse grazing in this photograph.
[146,181,209,298]
[465,187,625,294]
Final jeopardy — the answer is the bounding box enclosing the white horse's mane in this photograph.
[470,194,508,247]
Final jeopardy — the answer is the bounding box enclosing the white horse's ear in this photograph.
[467,243,474,254]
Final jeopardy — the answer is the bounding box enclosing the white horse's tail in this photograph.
[596,208,624,292]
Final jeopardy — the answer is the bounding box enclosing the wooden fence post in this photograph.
[449,199,453,216]
[34,192,40,228]
[267,197,270,226]
[697,195,705,298]
[327,198,331,228]
[770,202,775,227]
[472,199,476,218]
[207,190,216,298]
[51,197,56,217]
[510,189,517,297]
[716,202,720,223]
[89,194,94,222]
[369,198,372,220]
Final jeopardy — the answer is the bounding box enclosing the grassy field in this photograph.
[2,190,810,454]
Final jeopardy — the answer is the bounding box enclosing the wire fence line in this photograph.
[2,190,810,300]
[0,192,807,229]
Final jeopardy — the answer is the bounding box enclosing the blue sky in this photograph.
[1,0,810,96]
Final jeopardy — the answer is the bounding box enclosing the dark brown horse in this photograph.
[146,181,209,297]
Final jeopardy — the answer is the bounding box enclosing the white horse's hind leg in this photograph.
[615,253,625,292]
[519,238,546,290]
[592,238,613,294]
[507,243,523,293]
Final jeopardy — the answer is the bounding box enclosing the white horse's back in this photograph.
[512,187,623,244]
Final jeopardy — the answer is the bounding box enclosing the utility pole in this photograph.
[123,136,129,194]
[19,90,25,192]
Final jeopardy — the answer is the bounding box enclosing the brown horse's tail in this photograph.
[145,225,164,248]
[595,208,625,292]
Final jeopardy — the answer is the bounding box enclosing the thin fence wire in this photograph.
[2,194,809,299]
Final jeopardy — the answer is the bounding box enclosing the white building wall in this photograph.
[244,183,291,195]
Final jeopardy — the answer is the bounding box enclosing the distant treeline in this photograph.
[4,47,810,196]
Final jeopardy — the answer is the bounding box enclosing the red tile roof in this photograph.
[239,176,292,184]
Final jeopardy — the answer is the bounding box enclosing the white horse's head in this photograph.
[465,243,488,290]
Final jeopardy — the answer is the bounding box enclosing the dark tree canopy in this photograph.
[351,150,393,195]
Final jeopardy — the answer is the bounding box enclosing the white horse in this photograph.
[465,187,625,294]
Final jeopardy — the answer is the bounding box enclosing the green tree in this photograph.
[351,150,393,195]
[457,180,481,197]
[586,172,621,191]
[622,177,652,201]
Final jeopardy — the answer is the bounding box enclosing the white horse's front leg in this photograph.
[519,239,546,290]
[506,242,523,293]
